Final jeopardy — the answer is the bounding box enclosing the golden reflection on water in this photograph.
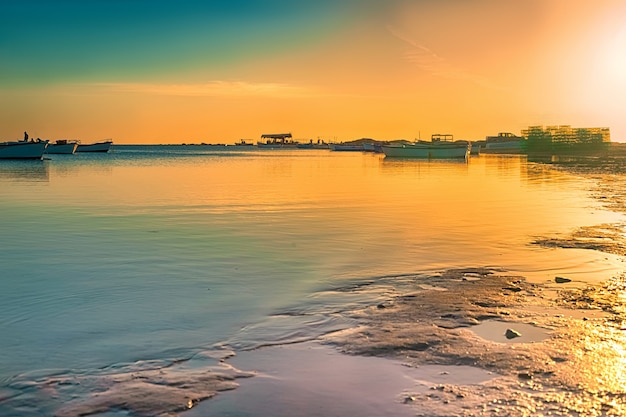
[6,152,583,216]
[1,150,622,282]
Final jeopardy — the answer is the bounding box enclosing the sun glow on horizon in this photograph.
[603,26,626,87]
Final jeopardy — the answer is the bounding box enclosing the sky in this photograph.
[1,0,626,144]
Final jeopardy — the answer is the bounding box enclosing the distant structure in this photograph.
[521,125,610,154]
[261,133,292,141]
[257,133,298,148]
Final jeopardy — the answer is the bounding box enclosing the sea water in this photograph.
[0,146,623,415]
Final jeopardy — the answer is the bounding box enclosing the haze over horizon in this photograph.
[2,0,626,144]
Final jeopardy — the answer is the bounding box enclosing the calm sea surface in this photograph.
[0,145,623,415]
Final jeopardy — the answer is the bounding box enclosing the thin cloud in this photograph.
[87,81,323,98]
[388,26,505,91]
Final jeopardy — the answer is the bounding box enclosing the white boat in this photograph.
[76,140,113,153]
[0,139,49,160]
[257,133,299,149]
[381,134,470,159]
[46,139,78,154]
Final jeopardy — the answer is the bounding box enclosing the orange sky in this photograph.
[2,0,625,144]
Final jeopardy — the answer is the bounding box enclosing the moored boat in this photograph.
[297,139,330,149]
[232,139,255,147]
[329,143,365,151]
[471,140,485,155]
[381,134,470,159]
[482,132,525,154]
[362,143,376,152]
[329,138,381,152]
[76,140,113,153]
[0,139,49,160]
[46,139,78,154]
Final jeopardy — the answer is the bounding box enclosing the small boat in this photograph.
[257,133,299,149]
[46,139,78,154]
[0,139,49,160]
[329,138,381,152]
[381,134,470,159]
[232,139,255,147]
[329,143,365,151]
[76,140,113,153]
[471,140,485,155]
[362,143,376,152]
[482,132,525,154]
[297,139,330,149]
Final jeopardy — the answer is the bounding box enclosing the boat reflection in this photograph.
[0,160,50,182]
[378,157,470,175]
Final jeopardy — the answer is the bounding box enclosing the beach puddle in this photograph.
[183,342,425,417]
[183,345,500,417]
[469,320,550,343]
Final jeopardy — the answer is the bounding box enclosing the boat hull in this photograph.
[257,143,299,149]
[329,144,365,151]
[382,142,470,159]
[76,141,113,153]
[296,143,330,149]
[483,132,525,154]
[46,142,78,154]
[0,140,48,159]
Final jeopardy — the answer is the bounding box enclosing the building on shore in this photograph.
[521,125,610,154]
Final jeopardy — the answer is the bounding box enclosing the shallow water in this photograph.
[0,146,623,415]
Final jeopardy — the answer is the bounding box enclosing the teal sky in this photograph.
[1,0,371,85]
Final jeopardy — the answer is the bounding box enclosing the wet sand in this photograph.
[41,264,626,417]
[321,267,626,416]
[183,265,625,417]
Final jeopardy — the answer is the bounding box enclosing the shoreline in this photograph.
[188,266,626,417]
[51,265,626,417]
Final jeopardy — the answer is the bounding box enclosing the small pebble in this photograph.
[505,328,522,339]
